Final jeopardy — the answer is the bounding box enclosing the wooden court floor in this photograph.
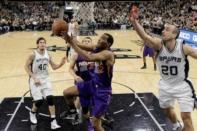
[0,30,197,130]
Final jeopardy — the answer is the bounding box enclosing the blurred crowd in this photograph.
[94,0,196,33]
[0,0,196,35]
[0,2,61,34]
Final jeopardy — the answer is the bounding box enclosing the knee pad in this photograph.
[46,95,54,106]
[35,100,43,108]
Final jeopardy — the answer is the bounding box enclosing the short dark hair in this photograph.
[36,37,46,44]
[104,33,114,47]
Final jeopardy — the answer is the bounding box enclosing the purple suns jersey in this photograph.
[93,49,113,89]
[75,55,94,81]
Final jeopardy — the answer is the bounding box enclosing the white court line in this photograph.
[134,93,164,131]
[129,101,135,107]
[6,114,13,116]
[21,119,28,122]
[113,109,124,114]
[4,97,24,131]
[160,124,167,127]
[134,114,142,117]
[25,106,50,117]
[112,82,164,131]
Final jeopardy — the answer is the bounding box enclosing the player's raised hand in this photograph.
[129,5,139,22]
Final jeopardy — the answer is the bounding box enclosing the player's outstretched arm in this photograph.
[183,44,197,59]
[129,6,161,50]
[49,55,66,70]
[62,33,113,61]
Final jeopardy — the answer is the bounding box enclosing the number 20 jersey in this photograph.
[156,39,188,85]
[32,50,49,79]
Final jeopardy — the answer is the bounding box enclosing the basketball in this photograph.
[52,19,68,36]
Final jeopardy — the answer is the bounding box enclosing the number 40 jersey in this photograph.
[32,50,49,79]
[156,39,188,85]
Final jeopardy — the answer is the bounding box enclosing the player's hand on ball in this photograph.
[75,76,84,83]
[61,31,73,44]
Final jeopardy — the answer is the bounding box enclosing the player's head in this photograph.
[97,33,114,49]
[82,37,92,45]
[36,37,46,50]
[162,24,180,41]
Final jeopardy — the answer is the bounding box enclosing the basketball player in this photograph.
[25,37,66,129]
[141,43,156,71]
[61,32,115,131]
[67,37,94,128]
[129,6,197,131]
[66,18,79,60]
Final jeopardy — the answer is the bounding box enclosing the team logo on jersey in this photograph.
[95,61,104,74]
[36,58,49,63]
[159,56,181,64]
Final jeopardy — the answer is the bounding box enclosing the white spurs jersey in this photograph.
[156,39,189,85]
[31,50,49,79]
[68,22,78,37]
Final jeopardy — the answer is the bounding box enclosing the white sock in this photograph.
[51,115,56,119]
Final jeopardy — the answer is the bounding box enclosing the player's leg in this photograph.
[148,48,156,70]
[141,49,147,69]
[92,117,104,131]
[92,90,111,131]
[29,78,43,124]
[75,97,81,112]
[177,81,195,131]
[141,56,146,69]
[30,100,43,124]
[43,81,61,129]
[159,88,181,130]
[151,55,156,71]
[163,107,179,123]
[181,112,194,131]
[63,85,79,111]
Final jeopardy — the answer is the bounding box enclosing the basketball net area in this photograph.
[69,2,96,36]
[70,2,95,24]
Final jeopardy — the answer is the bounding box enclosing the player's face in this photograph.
[82,38,92,45]
[37,40,46,50]
[162,24,176,41]
[97,34,109,49]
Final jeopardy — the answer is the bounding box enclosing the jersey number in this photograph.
[161,65,177,75]
[38,64,47,70]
